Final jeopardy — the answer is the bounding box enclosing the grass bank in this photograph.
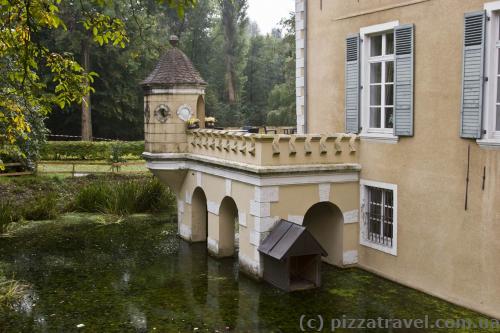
[0,173,176,310]
[0,174,176,233]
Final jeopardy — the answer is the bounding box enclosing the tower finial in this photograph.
[169,35,179,47]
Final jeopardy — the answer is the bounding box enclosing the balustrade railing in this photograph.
[186,129,359,168]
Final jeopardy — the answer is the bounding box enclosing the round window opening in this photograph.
[154,105,171,123]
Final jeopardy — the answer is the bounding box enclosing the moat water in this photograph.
[0,214,497,333]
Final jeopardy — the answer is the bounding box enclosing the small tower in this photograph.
[141,35,207,154]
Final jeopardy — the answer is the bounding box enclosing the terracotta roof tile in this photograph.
[141,47,206,87]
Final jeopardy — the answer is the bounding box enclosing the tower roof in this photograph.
[141,36,207,87]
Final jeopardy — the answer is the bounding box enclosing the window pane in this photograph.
[370,63,381,83]
[371,35,382,56]
[498,49,500,74]
[370,107,381,128]
[370,86,381,105]
[497,77,500,103]
[386,33,394,55]
[385,84,394,106]
[384,223,393,239]
[386,61,394,82]
[385,107,394,128]
[385,189,393,207]
[383,190,393,241]
[369,187,382,211]
[498,19,500,42]
[369,221,381,236]
[496,105,500,131]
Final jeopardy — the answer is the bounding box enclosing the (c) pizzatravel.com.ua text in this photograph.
[299,314,500,331]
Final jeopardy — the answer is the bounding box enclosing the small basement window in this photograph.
[360,180,398,256]
[366,186,393,247]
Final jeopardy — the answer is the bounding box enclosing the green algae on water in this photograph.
[0,213,497,333]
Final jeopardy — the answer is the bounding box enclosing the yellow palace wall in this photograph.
[305,0,500,318]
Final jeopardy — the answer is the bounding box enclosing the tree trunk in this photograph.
[81,40,92,141]
[226,61,236,104]
[220,0,239,105]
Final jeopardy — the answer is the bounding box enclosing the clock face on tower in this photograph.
[177,104,193,122]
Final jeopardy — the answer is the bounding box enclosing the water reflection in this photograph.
[127,304,147,332]
[0,216,496,333]
[15,289,39,316]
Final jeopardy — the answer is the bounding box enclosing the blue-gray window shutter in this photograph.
[460,11,486,139]
[345,34,361,134]
[394,24,415,136]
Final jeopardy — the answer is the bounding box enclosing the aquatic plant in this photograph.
[106,180,141,215]
[73,177,174,215]
[0,276,29,310]
[0,175,175,234]
[73,181,112,213]
[1,194,60,233]
[135,177,175,213]
[0,201,21,232]
[21,192,60,221]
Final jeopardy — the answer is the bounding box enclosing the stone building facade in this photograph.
[143,1,500,319]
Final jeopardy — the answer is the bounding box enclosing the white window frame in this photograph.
[359,21,400,144]
[480,1,500,149]
[360,179,398,256]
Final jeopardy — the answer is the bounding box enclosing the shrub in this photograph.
[72,177,174,215]
[106,181,141,215]
[136,178,175,213]
[40,141,144,161]
[73,182,112,213]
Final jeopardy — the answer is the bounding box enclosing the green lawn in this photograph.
[37,160,148,176]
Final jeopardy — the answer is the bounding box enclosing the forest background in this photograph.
[45,0,296,140]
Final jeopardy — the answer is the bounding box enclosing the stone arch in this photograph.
[196,95,205,128]
[217,196,239,257]
[303,202,344,267]
[191,187,208,242]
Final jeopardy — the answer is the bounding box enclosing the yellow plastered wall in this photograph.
[144,93,200,153]
[306,0,500,317]
[166,165,361,276]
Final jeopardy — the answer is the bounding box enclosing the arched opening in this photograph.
[303,202,344,267]
[191,187,208,242]
[196,95,205,128]
[218,196,239,257]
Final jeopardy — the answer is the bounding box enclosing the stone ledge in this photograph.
[143,152,361,175]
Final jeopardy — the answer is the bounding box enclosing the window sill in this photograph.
[360,132,399,144]
[477,138,500,150]
[360,239,398,256]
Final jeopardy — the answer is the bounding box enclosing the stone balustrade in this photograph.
[186,129,359,170]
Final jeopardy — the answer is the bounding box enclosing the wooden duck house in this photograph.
[258,219,328,291]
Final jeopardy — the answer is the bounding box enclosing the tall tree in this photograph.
[218,0,248,105]
[266,14,296,126]
[42,0,199,140]
[81,39,93,140]
[0,0,195,166]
